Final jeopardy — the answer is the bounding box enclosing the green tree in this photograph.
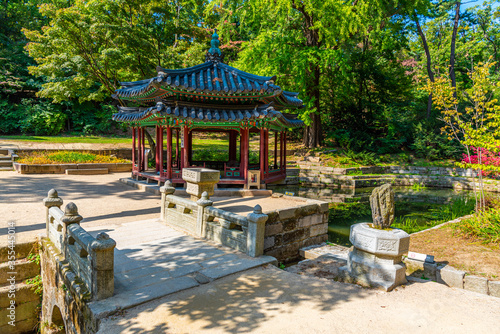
[24,0,208,104]
[211,0,423,148]
[425,61,500,210]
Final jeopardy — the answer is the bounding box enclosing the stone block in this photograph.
[0,283,39,309]
[265,223,283,236]
[65,168,108,175]
[264,237,275,250]
[488,280,500,298]
[282,219,298,232]
[404,258,437,281]
[0,260,40,284]
[464,275,489,295]
[436,265,465,288]
[309,223,328,237]
[283,229,307,244]
[298,214,323,228]
[278,207,297,220]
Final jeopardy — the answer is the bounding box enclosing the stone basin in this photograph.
[349,223,410,257]
[182,168,220,184]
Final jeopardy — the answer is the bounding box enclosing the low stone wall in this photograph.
[160,183,329,263]
[14,162,132,174]
[263,196,329,263]
[0,241,40,334]
[285,163,500,192]
[15,148,132,160]
[161,184,268,258]
[405,258,500,298]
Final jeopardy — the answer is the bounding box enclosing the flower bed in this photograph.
[14,151,132,174]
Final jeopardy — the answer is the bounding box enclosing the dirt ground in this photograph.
[410,226,500,280]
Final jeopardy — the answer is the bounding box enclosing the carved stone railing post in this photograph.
[160,180,176,221]
[246,205,268,257]
[90,232,116,300]
[196,191,213,237]
[61,202,83,258]
[43,189,63,237]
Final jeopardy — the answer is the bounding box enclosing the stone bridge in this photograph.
[39,189,277,333]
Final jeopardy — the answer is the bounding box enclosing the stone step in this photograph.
[0,155,12,161]
[0,259,40,285]
[0,149,10,155]
[0,167,13,171]
[0,161,13,167]
[65,168,108,175]
[0,242,36,263]
[0,282,39,308]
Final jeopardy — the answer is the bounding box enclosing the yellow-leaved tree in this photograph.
[425,61,500,211]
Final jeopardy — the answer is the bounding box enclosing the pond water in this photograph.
[268,185,475,246]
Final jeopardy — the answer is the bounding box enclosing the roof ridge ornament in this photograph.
[205,30,224,64]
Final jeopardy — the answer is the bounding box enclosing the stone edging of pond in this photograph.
[285,164,500,193]
[13,162,132,174]
[300,242,500,298]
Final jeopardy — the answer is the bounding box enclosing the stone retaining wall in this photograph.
[263,196,329,263]
[15,148,132,160]
[14,162,132,174]
[284,163,500,193]
[0,241,40,334]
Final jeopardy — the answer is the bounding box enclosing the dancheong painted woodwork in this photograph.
[111,30,304,186]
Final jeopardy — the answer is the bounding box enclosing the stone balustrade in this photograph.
[43,189,116,300]
[160,181,268,257]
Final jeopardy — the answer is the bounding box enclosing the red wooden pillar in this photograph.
[137,127,142,172]
[188,130,193,165]
[229,130,237,162]
[141,127,146,171]
[176,129,180,168]
[132,127,136,170]
[159,125,164,175]
[181,125,189,169]
[264,129,269,176]
[155,125,160,173]
[274,131,278,169]
[166,126,172,179]
[259,128,265,180]
[280,131,284,170]
[241,127,249,181]
[283,131,287,169]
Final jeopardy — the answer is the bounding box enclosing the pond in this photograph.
[268,185,476,246]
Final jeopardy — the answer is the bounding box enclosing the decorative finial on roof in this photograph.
[205,29,224,63]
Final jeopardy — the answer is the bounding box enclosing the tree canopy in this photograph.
[0,0,499,155]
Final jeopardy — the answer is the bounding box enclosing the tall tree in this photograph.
[211,0,421,147]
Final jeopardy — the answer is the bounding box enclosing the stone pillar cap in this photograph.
[61,202,83,225]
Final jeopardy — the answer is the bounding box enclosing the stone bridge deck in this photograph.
[86,219,276,318]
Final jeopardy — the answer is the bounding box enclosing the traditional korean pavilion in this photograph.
[112,32,304,187]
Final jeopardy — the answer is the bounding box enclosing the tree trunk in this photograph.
[414,12,434,119]
[450,1,461,95]
[297,5,322,148]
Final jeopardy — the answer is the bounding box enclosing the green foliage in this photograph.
[452,208,500,244]
[25,275,43,296]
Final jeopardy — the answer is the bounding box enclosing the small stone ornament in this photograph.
[369,183,395,229]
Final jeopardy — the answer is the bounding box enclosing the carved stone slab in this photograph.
[370,183,395,228]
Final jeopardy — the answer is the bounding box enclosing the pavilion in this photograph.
[111,31,304,187]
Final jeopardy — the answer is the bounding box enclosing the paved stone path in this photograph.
[86,219,276,318]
